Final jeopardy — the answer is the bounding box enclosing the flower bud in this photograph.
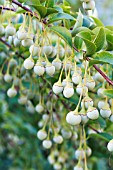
[97,88,105,98]
[5,24,16,36]
[42,139,52,149]
[52,58,62,71]
[13,37,21,47]
[53,135,63,144]
[18,96,27,105]
[74,165,83,170]
[34,62,45,76]
[42,45,53,55]
[107,139,113,152]
[7,87,17,98]
[24,57,34,70]
[95,72,104,82]
[53,81,63,94]
[86,77,95,90]
[37,129,47,140]
[61,129,72,139]
[29,44,40,56]
[54,163,62,170]
[75,149,85,160]
[46,63,55,76]
[35,103,44,114]
[22,38,33,47]
[72,72,81,85]
[83,96,93,109]
[63,84,74,98]
[4,74,12,83]
[100,105,111,118]
[66,111,81,126]
[48,155,55,164]
[87,106,99,120]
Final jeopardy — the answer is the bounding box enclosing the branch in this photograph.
[86,57,113,86]
[73,45,113,86]
[0,38,11,48]
[12,0,39,19]
[0,38,24,59]
[0,6,15,12]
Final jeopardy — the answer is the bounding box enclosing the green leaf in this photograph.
[25,0,40,5]
[93,51,113,65]
[97,117,106,128]
[31,5,47,17]
[45,8,58,16]
[105,26,113,32]
[77,31,92,41]
[91,16,104,26]
[94,27,105,52]
[89,59,107,67]
[106,34,113,51]
[89,132,113,142]
[46,0,55,7]
[50,26,72,47]
[74,36,83,50]
[72,26,93,37]
[48,12,75,24]
[77,31,96,55]
[103,90,113,98]
[71,10,83,36]
[16,7,26,14]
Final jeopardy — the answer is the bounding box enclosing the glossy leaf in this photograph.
[77,31,96,55]
[94,27,105,51]
[74,36,83,50]
[106,34,113,50]
[72,26,93,37]
[48,12,75,24]
[25,0,40,5]
[93,51,113,65]
[46,0,55,7]
[89,132,113,142]
[50,26,72,47]
[103,90,113,98]
[91,16,104,26]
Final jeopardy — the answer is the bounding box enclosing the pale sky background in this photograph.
[95,0,113,25]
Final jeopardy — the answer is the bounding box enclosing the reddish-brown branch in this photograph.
[86,57,113,86]
[88,125,99,133]
[0,6,15,12]
[0,38,12,48]
[0,38,24,59]
[73,45,113,86]
[12,0,39,19]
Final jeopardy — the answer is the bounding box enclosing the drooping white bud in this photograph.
[107,139,113,152]
[24,57,34,70]
[63,84,74,98]
[37,129,47,140]
[5,24,16,36]
[35,103,44,114]
[42,139,52,149]
[87,106,99,120]
[7,87,17,98]
[53,135,63,144]
[66,111,81,126]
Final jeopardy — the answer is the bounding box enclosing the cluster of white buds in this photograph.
[48,149,68,170]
